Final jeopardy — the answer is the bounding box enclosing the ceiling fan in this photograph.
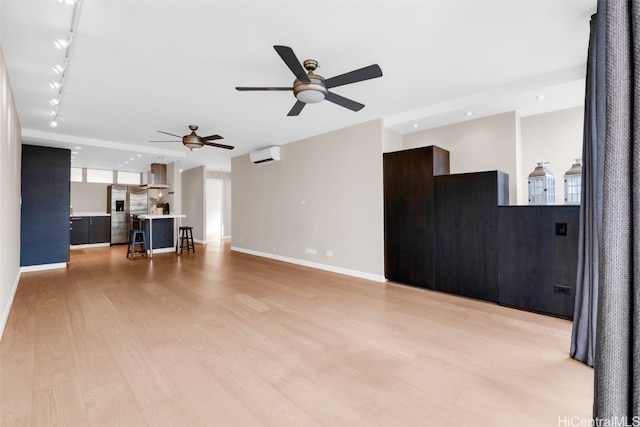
[149,125,234,151]
[236,45,383,116]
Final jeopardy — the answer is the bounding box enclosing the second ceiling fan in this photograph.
[149,125,234,151]
[236,45,383,116]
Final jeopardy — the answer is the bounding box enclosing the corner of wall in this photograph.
[0,46,23,341]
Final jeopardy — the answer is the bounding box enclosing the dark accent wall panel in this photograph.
[383,146,450,288]
[434,171,509,302]
[498,206,579,319]
[21,145,70,266]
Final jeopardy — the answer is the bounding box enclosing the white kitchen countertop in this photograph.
[137,214,186,219]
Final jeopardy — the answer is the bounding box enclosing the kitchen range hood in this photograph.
[140,163,170,189]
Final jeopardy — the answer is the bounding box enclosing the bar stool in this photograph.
[176,226,195,254]
[127,229,147,259]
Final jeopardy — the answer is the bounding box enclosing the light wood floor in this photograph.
[1,241,593,426]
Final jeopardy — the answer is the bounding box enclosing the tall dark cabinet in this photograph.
[383,146,449,288]
[434,171,509,302]
[21,145,70,267]
[383,145,579,319]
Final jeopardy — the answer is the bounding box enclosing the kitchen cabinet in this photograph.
[144,217,174,249]
[70,215,111,245]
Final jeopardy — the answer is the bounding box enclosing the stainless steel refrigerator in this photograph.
[107,185,128,244]
[107,185,149,244]
[127,187,148,229]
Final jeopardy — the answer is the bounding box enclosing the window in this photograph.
[117,171,141,185]
[86,168,113,184]
[70,167,83,182]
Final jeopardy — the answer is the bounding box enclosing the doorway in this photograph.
[205,178,223,242]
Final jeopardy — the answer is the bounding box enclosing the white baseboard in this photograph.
[70,243,110,250]
[20,262,67,273]
[0,271,21,343]
[150,247,177,255]
[230,246,385,283]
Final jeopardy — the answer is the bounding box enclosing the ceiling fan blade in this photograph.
[287,100,306,116]
[202,140,235,150]
[149,140,179,143]
[201,134,223,141]
[274,45,310,82]
[157,130,183,138]
[326,92,365,112]
[235,87,292,91]
[324,64,383,89]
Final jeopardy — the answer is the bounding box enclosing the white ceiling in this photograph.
[0,0,596,173]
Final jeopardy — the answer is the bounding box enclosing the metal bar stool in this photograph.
[127,229,147,259]
[176,226,195,254]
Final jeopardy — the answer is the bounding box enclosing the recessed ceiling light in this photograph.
[75,146,82,150]
[49,120,58,128]
[535,95,546,100]
[49,98,60,106]
[124,161,129,164]
[136,154,142,157]
[49,81,63,90]
[413,124,418,128]
[130,158,135,161]
[465,112,473,116]
[72,151,78,155]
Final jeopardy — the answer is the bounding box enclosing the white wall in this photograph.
[231,119,385,281]
[182,165,206,242]
[71,182,108,212]
[521,106,584,204]
[401,108,583,205]
[402,111,520,205]
[0,46,22,340]
[205,178,222,239]
[206,170,231,239]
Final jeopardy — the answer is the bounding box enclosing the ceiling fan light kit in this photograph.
[235,45,382,116]
[149,125,234,151]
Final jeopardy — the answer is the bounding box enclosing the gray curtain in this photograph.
[594,0,640,420]
[570,9,605,368]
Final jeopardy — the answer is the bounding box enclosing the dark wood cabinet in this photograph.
[70,216,111,245]
[90,216,111,243]
[70,217,90,245]
[498,206,579,318]
[434,171,509,302]
[383,146,450,288]
[382,145,579,319]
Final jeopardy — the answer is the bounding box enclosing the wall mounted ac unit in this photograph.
[250,146,281,164]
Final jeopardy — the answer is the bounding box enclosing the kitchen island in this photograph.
[138,214,186,257]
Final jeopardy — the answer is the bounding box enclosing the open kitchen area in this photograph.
[70,162,191,256]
